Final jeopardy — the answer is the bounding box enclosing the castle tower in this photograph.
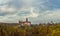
[26,18,28,22]
[19,18,31,26]
[24,18,31,26]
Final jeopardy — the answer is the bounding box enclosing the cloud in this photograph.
[36,9,60,23]
[0,0,60,24]
[20,7,40,18]
[0,0,9,4]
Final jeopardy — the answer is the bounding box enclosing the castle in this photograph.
[0,18,31,26]
[19,18,31,26]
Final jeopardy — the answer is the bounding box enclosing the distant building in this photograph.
[0,18,31,26]
[19,18,31,26]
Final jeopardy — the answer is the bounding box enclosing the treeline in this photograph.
[0,23,60,36]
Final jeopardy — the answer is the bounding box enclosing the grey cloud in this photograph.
[0,0,60,24]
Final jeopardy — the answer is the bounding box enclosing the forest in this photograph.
[0,23,60,36]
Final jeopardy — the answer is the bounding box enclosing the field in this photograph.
[0,23,60,36]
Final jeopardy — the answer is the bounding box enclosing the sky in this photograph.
[0,0,60,24]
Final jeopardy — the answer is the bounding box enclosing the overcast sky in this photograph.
[0,0,60,24]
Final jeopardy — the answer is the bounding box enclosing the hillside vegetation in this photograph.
[0,23,60,36]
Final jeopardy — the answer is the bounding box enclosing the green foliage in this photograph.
[0,23,60,36]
